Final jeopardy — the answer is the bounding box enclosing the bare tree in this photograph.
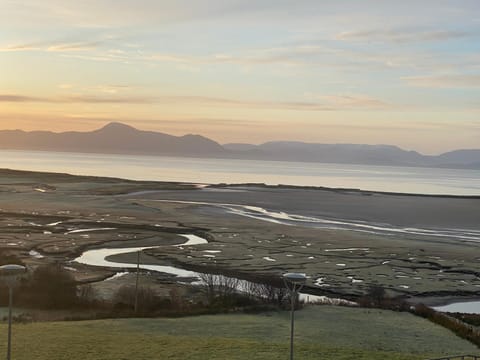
[199,273,219,304]
[78,284,97,304]
[199,273,242,305]
[113,285,157,313]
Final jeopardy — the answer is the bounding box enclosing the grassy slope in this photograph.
[1,306,478,359]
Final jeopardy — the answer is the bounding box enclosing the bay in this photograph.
[0,149,479,195]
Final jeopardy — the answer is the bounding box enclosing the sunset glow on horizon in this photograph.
[1,0,479,154]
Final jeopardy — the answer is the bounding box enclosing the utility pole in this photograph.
[7,286,13,360]
[134,251,140,314]
[283,273,306,360]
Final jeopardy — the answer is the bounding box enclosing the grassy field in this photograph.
[0,306,478,359]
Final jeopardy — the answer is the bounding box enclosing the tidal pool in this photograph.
[434,301,480,314]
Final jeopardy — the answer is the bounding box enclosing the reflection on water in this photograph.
[73,234,342,304]
[1,149,479,195]
[151,199,480,243]
[434,301,480,314]
[73,234,202,279]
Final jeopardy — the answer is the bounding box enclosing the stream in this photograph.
[72,233,342,304]
[74,234,205,279]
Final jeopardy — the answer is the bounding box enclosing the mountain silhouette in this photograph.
[0,122,225,156]
[0,122,478,169]
[224,141,480,168]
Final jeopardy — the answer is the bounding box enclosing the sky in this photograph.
[1,0,479,154]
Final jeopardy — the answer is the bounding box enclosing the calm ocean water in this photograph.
[0,149,479,195]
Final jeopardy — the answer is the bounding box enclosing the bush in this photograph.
[113,285,158,314]
[78,284,98,306]
[0,252,23,266]
[450,313,480,327]
[18,263,77,309]
[0,252,24,305]
[412,304,480,348]
[358,285,386,307]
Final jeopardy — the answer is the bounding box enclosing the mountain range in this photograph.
[0,122,478,169]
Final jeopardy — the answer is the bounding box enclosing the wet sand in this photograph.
[124,185,480,230]
[1,168,479,302]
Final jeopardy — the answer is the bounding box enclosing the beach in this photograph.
[1,168,479,305]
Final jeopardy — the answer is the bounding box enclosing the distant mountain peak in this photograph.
[0,123,477,169]
[99,122,137,132]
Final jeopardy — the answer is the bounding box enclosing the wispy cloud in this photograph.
[47,41,101,52]
[157,95,337,111]
[0,93,392,111]
[0,94,153,104]
[0,94,43,102]
[403,74,480,88]
[65,95,154,103]
[57,84,134,94]
[0,39,105,52]
[145,43,473,74]
[8,32,469,76]
[148,45,339,67]
[0,43,40,52]
[305,94,391,109]
[335,29,472,43]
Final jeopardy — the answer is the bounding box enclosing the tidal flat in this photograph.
[1,168,479,304]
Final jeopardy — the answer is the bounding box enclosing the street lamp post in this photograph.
[0,264,26,360]
[134,251,140,314]
[283,273,306,360]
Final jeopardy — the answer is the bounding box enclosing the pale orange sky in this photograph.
[1,0,479,154]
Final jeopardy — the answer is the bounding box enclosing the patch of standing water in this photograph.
[262,257,276,262]
[104,272,129,281]
[65,228,116,235]
[29,250,44,259]
[325,248,369,252]
[174,234,208,246]
[73,234,204,278]
[434,301,480,314]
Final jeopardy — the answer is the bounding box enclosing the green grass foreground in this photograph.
[0,306,478,359]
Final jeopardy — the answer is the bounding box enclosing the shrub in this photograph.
[412,304,480,348]
[112,285,158,314]
[18,263,77,309]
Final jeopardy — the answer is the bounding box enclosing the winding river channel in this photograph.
[72,233,343,304]
[72,232,480,311]
[74,234,205,279]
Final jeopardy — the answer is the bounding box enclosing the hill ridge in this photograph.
[0,122,478,169]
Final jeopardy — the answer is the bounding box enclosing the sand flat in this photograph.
[0,169,479,302]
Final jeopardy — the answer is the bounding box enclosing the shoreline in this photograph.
[209,182,480,199]
[408,295,480,307]
[2,167,480,199]
[0,147,479,171]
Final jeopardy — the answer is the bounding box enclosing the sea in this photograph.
[3,149,480,312]
[0,149,479,196]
